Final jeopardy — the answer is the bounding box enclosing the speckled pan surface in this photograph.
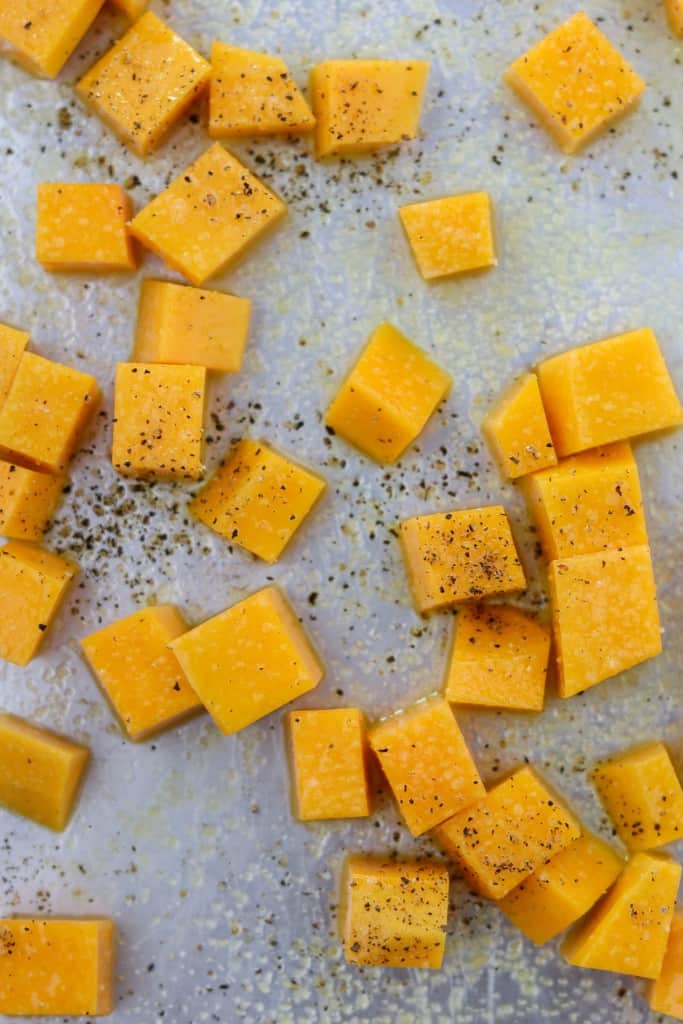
[0,1,681,1021]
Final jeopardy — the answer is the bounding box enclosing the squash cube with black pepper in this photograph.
[399,192,496,281]
[0,541,77,666]
[483,372,557,479]
[36,183,136,272]
[287,708,371,820]
[0,462,64,541]
[0,0,104,79]
[0,323,29,409]
[667,0,683,34]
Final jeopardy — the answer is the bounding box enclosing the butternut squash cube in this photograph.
[325,322,451,465]
[169,586,323,735]
[310,59,429,158]
[0,713,89,830]
[399,505,526,615]
[133,279,250,372]
[190,438,326,562]
[667,0,683,35]
[129,143,287,286]
[111,363,206,481]
[483,373,557,479]
[76,12,210,156]
[110,0,147,17]
[0,462,64,540]
[368,697,482,837]
[0,0,104,79]
[562,852,681,979]
[0,918,114,1015]
[649,913,683,1018]
[0,323,29,407]
[341,856,449,968]
[499,833,622,945]
[209,43,315,137]
[445,604,550,711]
[287,708,370,820]
[538,328,682,456]
[435,765,581,899]
[36,183,135,273]
[399,192,496,281]
[504,11,645,154]
[0,541,77,666]
[80,605,203,741]
[550,545,661,698]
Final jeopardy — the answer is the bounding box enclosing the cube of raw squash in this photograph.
[340,856,449,968]
[538,328,682,456]
[310,59,429,158]
[129,143,287,286]
[399,192,496,281]
[111,0,147,17]
[0,713,89,830]
[133,279,250,372]
[0,323,29,407]
[0,461,64,540]
[667,0,683,35]
[562,852,681,979]
[499,833,622,945]
[209,43,315,137]
[368,697,482,837]
[550,545,661,698]
[36,183,135,272]
[435,766,581,899]
[325,322,451,464]
[169,586,323,735]
[111,363,206,481]
[399,505,526,614]
[483,373,557,479]
[287,708,370,820]
[444,604,550,711]
[190,438,326,562]
[76,12,210,156]
[504,11,645,153]
[0,0,104,79]
[649,914,683,1018]
[0,541,77,666]
[80,605,203,741]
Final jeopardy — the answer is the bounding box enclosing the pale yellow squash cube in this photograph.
[0,323,29,408]
[0,0,104,78]
[399,192,496,280]
[483,372,556,479]
[0,461,64,540]
[287,708,371,820]
[649,914,683,1018]
[0,541,77,666]
[36,183,135,272]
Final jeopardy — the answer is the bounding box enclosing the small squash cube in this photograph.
[341,856,449,969]
[0,461,64,540]
[111,0,147,17]
[0,541,77,666]
[76,11,210,156]
[0,713,89,830]
[504,11,645,154]
[80,605,203,741]
[483,373,557,479]
[562,852,681,979]
[0,323,29,407]
[649,914,683,1018]
[169,586,323,735]
[667,0,683,35]
[0,0,104,79]
[445,604,550,711]
[435,765,581,900]
[287,708,370,820]
[129,143,287,286]
[36,183,135,272]
[368,697,482,837]
[399,192,496,281]
[399,505,526,615]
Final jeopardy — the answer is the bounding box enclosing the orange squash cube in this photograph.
[0,461,64,540]
[667,0,683,34]
[36,183,135,272]
[0,541,77,666]
[0,0,104,79]
[483,373,557,479]
[0,323,29,407]
[287,708,371,820]
[399,192,496,281]
[649,913,683,1018]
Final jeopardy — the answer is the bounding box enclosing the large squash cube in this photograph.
[399,505,526,614]
[80,605,203,741]
[76,12,210,156]
[0,462,64,540]
[190,438,326,562]
[483,372,557,479]
[562,852,681,978]
[129,143,287,286]
[368,697,482,837]
[667,0,683,35]
[36,183,135,272]
[550,545,661,698]
[0,713,89,831]
[287,708,370,820]
[0,541,77,666]
[0,323,29,407]
[435,765,581,899]
[445,604,550,711]
[325,322,451,465]
[340,856,449,969]
[310,59,429,158]
[504,11,645,154]
[649,914,683,1018]
[538,328,682,456]
[399,192,496,281]
[0,0,104,79]
[169,586,323,735]
[111,363,206,481]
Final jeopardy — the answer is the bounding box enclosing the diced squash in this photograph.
[340,856,449,968]
[76,11,210,156]
[287,708,371,820]
[667,0,683,35]
[0,0,104,79]
[435,765,581,899]
[368,697,482,837]
[110,0,147,17]
[209,43,315,137]
[649,913,683,1018]
[550,545,661,698]
[190,438,326,562]
[0,461,64,540]
[0,713,89,830]
[537,328,682,456]
[325,322,451,465]
[562,852,681,979]
[483,373,557,479]
[169,586,323,735]
[0,324,29,408]
[504,11,645,153]
[444,604,550,711]
[399,505,526,614]
[80,605,203,741]
[399,192,496,281]
[36,183,135,272]
[0,541,77,666]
